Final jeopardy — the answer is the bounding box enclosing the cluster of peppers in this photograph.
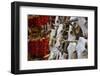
[28,38,49,59]
[28,16,50,60]
[28,16,49,28]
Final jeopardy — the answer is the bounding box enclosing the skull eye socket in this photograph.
[70,31,73,34]
[56,20,59,23]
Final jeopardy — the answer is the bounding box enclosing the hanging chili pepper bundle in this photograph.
[28,16,49,28]
[28,16,50,60]
[28,37,49,59]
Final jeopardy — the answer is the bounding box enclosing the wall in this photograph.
[0,0,99,76]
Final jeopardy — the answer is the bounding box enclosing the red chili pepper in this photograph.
[28,16,50,28]
[28,37,49,59]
